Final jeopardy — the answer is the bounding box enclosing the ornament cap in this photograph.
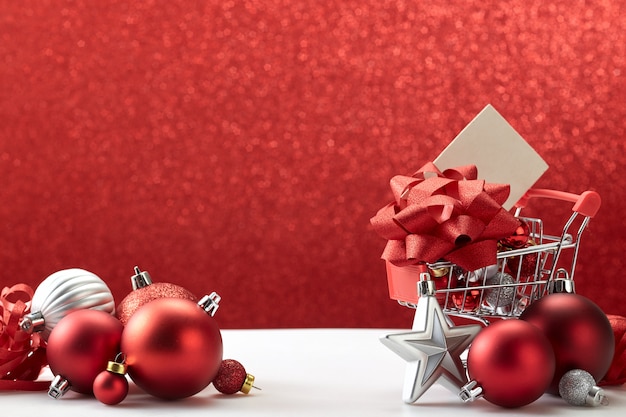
[240,374,255,394]
[587,385,609,406]
[198,292,221,316]
[417,271,436,297]
[48,374,71,399]
[19,311,45,334]
[459,380,483,403]
[131,266,153,290]
[548,268,575,294]
[106,359,127,375]
[548,278,575,294]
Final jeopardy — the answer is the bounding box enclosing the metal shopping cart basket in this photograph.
[386,188,601,325]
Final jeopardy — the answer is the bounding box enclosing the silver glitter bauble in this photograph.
[484,272,516,307]
[558,369,607,407]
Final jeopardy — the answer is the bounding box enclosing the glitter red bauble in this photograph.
[508,252,538,280]
[213,359,248,395]
[121,298,223,400]
[520,293,615,395]
[46,310,123,394]
[598,314,626,386]
[466,319,555,408]
[116,283,197,325]
[93,370,129,405]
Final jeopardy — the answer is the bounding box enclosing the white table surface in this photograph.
[2,328,625,416]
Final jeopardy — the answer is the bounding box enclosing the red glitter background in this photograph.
[1,1,625,328]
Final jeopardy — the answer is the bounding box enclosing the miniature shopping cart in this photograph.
[386,189,601,325]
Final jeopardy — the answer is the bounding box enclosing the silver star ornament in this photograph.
[381,281,482,403]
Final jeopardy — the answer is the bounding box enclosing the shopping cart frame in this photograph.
[388,188,601,325]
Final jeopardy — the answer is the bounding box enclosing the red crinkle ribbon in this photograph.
[370,162,520,271]
[0,284,48,390]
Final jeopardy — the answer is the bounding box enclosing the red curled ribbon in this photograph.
[0,284,48,391]
[370,162,520,271]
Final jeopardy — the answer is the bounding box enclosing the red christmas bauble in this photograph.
[93,370,129,405]
[452,280,480,312]
[599,314,626,386]
[116,282,197,325]
[466,319,555,408]
[47,310,123,394]
[213,359,248,395]
[520,293,615,395]
[500,219,530,249]
[121,298,223,400]
[429,267,458,308]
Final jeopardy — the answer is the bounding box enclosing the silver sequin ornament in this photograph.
[484,272,516,308]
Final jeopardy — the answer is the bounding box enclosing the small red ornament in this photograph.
[520,293,615,395]
[452,280,480,312]
[212,359,256,395]
[121,295,223,400]
[116,266,197,325]
[462,319,555,408]
[500,219,530,249]
[93,355,129,405]
[46,310,123,398]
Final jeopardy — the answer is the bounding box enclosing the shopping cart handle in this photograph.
[515,189,601,218]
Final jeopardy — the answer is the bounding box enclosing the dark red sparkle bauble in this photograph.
[93,369,129,405]
[116,282,197,325]
[520,293,614,395]
[466,319,555,408]
[46,310,123,394]
[508,251,539,280]
[213,359,248,395]
[121,298,223,400]
[598,314,626,386]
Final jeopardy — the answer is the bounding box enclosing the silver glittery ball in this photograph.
[559,369,606,406]
[484,272,515,307]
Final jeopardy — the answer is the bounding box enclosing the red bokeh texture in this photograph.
[1,1,625,328]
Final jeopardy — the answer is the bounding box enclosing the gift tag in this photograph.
[433,104,548,210]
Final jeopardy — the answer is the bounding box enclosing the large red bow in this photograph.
[370,162,520,271]
[0,284,48,390]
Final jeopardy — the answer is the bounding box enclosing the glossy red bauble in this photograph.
[121,298,223,400]
[46,310,123,394]
[466,319,555,408]
[93,370,129,405]
[520,293,614,395]
[500,220,530,249]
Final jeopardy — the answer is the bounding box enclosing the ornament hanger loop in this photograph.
[114,352,126,364]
